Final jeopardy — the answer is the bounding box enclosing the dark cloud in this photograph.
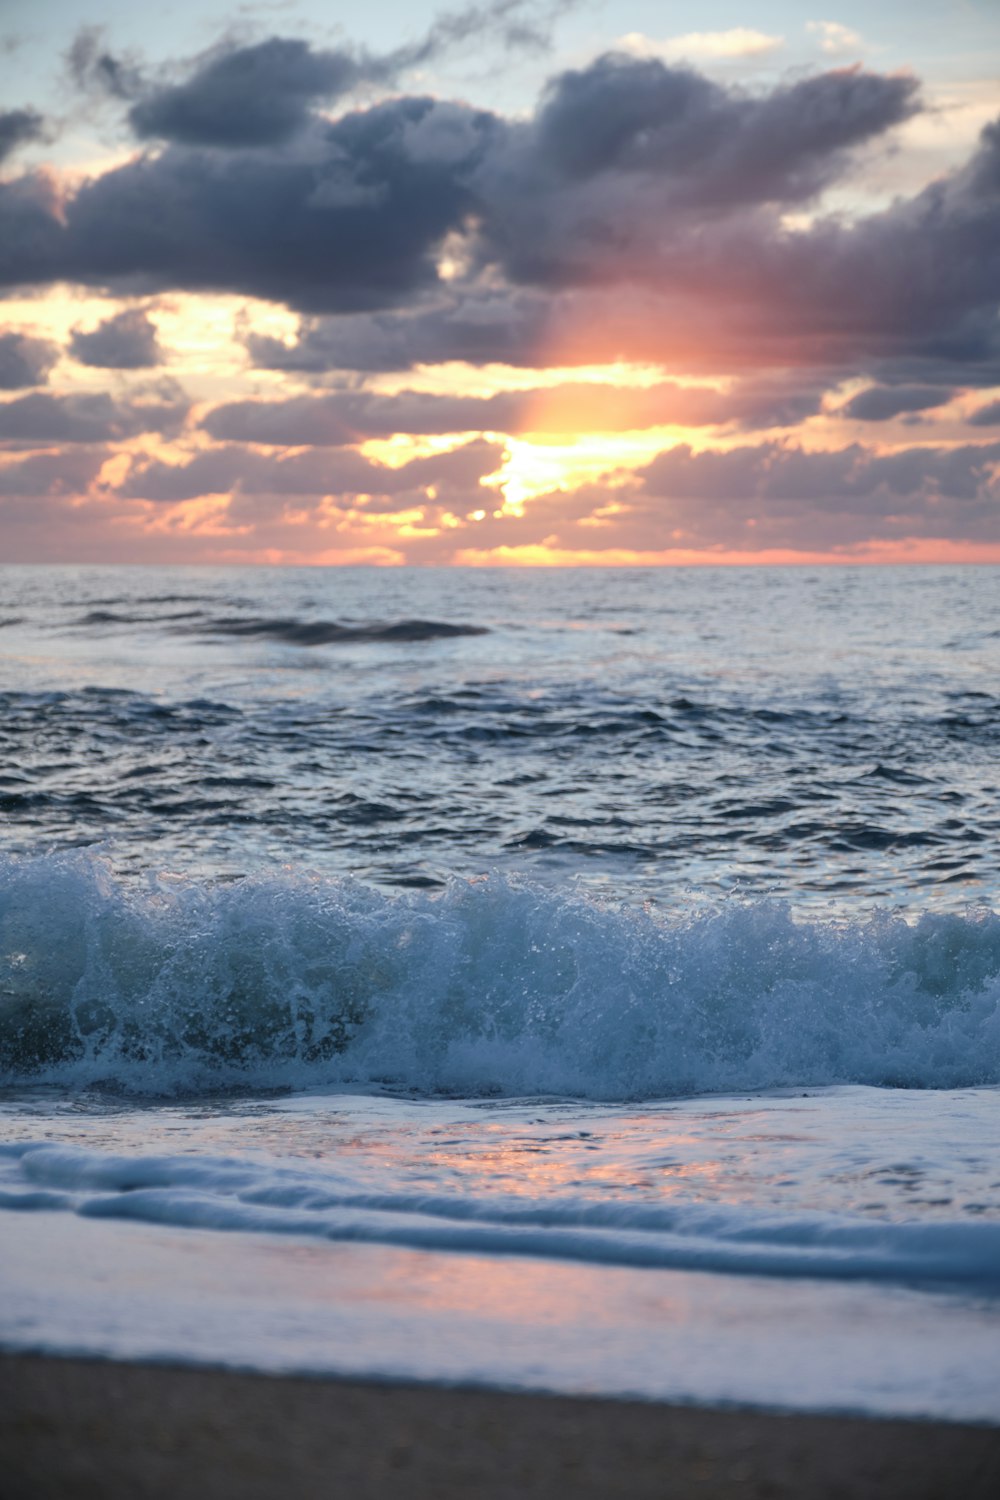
[0,332,58,389]
[632,438,1000,549]
[245,283,1000,391]
[969,399,1000,427]
[0,96,497,312]
[0,45,993,398]
[530,56,918,201]
[129,38,366,148]
[476,58,919,294]
[69,307,163,369]
[0,108,46,166]
[0,448,107,495]
[242,291,555,372]
[839,385,955,421]
[204,374,825,444]
[0,390,188,443]
[128,4,561,150]
[116,436,503,505]
[0,173,65,286]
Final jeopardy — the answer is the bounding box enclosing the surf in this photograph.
[2,852,998,1098]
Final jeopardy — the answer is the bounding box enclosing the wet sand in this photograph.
[2,1352,999,1500]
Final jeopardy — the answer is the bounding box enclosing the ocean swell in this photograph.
[1,853,999,1097]
[73,611,491,645]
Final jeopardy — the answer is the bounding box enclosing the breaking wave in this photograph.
[1,852,999,1097]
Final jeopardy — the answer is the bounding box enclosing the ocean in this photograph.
[1,564,999,1421]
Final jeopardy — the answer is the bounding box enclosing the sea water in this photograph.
[1,565,999,1420]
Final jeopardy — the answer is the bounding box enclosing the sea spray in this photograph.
[2,851,999,1097]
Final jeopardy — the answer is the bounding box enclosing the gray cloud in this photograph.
[969,399,1000,427]
[0,332,58,389]
[531,55,918,202]
[70,307,163,369]
[128,4,562,150]
[116,436,503,506]
[129,38,366,148]
[839,385,955,421]
[242,291,555,371]
[0,96,497,312]
[0,108,46,166]
[632,438,1000,549]
[0,448,107,495]
[0,390,188,443]
[204,375,825,444]
[0,44,993,399]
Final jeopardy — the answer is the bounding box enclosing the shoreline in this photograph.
[2,1353,998,1499]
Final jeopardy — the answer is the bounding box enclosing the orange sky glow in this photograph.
[1,12,997,566]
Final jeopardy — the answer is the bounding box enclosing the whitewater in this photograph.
[1,564,999,1421]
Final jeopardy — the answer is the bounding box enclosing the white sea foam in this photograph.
[3,1139,999,1288]
[2,851,1000,1097]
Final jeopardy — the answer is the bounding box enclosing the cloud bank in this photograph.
[0,24,997,564]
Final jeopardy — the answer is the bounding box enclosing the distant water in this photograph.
[1,564,998,904]
[1,565,999,1421]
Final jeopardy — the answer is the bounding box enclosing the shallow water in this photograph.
[1,565,999,1419]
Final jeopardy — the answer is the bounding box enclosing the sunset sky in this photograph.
[1,0,998,565]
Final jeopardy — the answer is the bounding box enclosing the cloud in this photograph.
[481,103,1000,384]
[0,390,188,443]
[127,4,565,150]
[512,54,916,198]
[969,399,1000,426]
[128,38,367,148]
[66,26,144,102]
[204,375,825,444]
[633,438,1000,549]
[69,307,163,369]
[480,55,920,294]
[0,448,107,495]
[401,0,566,63]
[0,44,996,401]
[0,54,918,312]
[428,436,999,560]
[839,385,955,421]
[0,96,498,312]
[0,108,46,166]
[242,291,555,372]
[201,390,504,446]
[619,30,784,63]
[116,435,503,505]
[0,332,58,389]
[807,21,864,57]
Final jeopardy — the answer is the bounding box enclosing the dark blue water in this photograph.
[0,565,997,909]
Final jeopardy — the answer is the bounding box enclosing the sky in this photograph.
[0,0,998,565]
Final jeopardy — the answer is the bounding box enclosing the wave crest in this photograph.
[1,853,999,1097]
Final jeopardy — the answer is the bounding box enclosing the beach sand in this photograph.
[2,1353,998,1499]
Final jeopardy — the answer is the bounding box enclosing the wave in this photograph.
[77,609,204,626]
[1,853,999,1097]
[188,616,490,645]
[73,611,490,645]
[5,1141,1000,1286]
